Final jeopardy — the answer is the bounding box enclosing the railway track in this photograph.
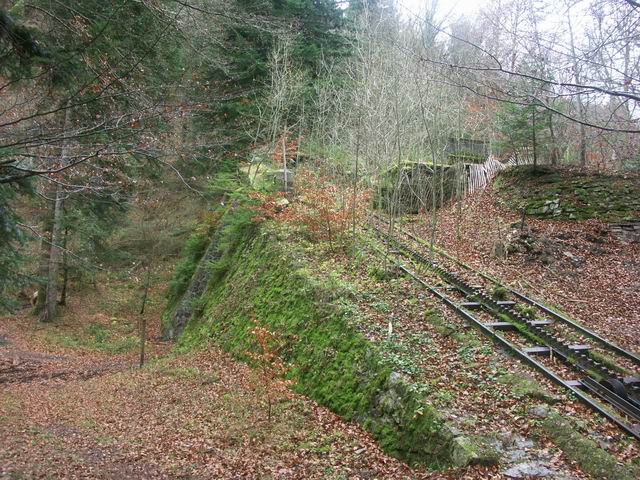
[370,214,640,441]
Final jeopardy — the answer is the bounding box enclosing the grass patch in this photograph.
[44,322,138,354]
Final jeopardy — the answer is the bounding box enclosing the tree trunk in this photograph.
[281,126,288,192]
[548,113,558,166]
[41,183,64,322]
[40,101,72,322]
[34,235,50,314]
[352,117,361,241]
[139,312,147,368]
[532,108,538,171]
[139,265,151,315]
[567,11,587,168]
[58,228,69,306]
[578,121,587,168]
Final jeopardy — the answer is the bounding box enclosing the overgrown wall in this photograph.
[165,213,469,467]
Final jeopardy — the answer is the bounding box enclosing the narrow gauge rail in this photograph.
[369,216,640,441]
[371,214,640,372]
[386,216,640,368]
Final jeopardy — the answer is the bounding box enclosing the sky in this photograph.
[397,0,488,20]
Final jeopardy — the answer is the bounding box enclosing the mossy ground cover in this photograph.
[495,165,640,221]
[541,412,640,480]
[164,176,640,474]
[176,218,456,467]
[0,192,427,479]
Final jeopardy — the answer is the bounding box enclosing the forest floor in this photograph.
[301,231,638,480]
[0,264,467,480]
[0,281,432,479]
[2,174,639,479]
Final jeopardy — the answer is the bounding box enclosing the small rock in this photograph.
[451,437,477,467]
[528,404,550,418]
[504,462,556,478]
[450,436,500,467]
[540,254,554,265]
[497,431,518,447]
[388,371,403,387]
[514,437,534,449]
[491,241,507,259]
[592,433,613,451]
[507,449,527,462]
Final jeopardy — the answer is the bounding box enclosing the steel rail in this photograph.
[394,259,640,441]
[372,213,640,367]
[507,290,640,366]
[379,230,619,382]
[368,222,640,440]
[581,377,640,421]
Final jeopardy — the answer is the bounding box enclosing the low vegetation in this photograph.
[2,0,639,478]
[542,412,639,480]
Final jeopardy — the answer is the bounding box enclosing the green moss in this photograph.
[495,313,548,346]
[588,350,629,376]
[491,285,508,300]
[367,265,396,282]
[375,162,461,214]
[44,323,138,354]
[165,230,212,309]
[497,373,557,403]
[495,166,640,221]
[542,413,639,480]
[448,152,485,164]
[174,215,455,467]
[451,435,501,467]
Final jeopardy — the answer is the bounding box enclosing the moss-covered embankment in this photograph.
[495,165,640,221]
[162,208,476,468]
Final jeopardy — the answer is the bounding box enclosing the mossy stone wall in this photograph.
[496,166,640,221]
[173,224,459,467]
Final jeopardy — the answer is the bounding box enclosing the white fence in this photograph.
[466,151,533,194]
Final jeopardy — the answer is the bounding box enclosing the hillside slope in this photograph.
[495,166,640,222]
[163,188,640,478]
